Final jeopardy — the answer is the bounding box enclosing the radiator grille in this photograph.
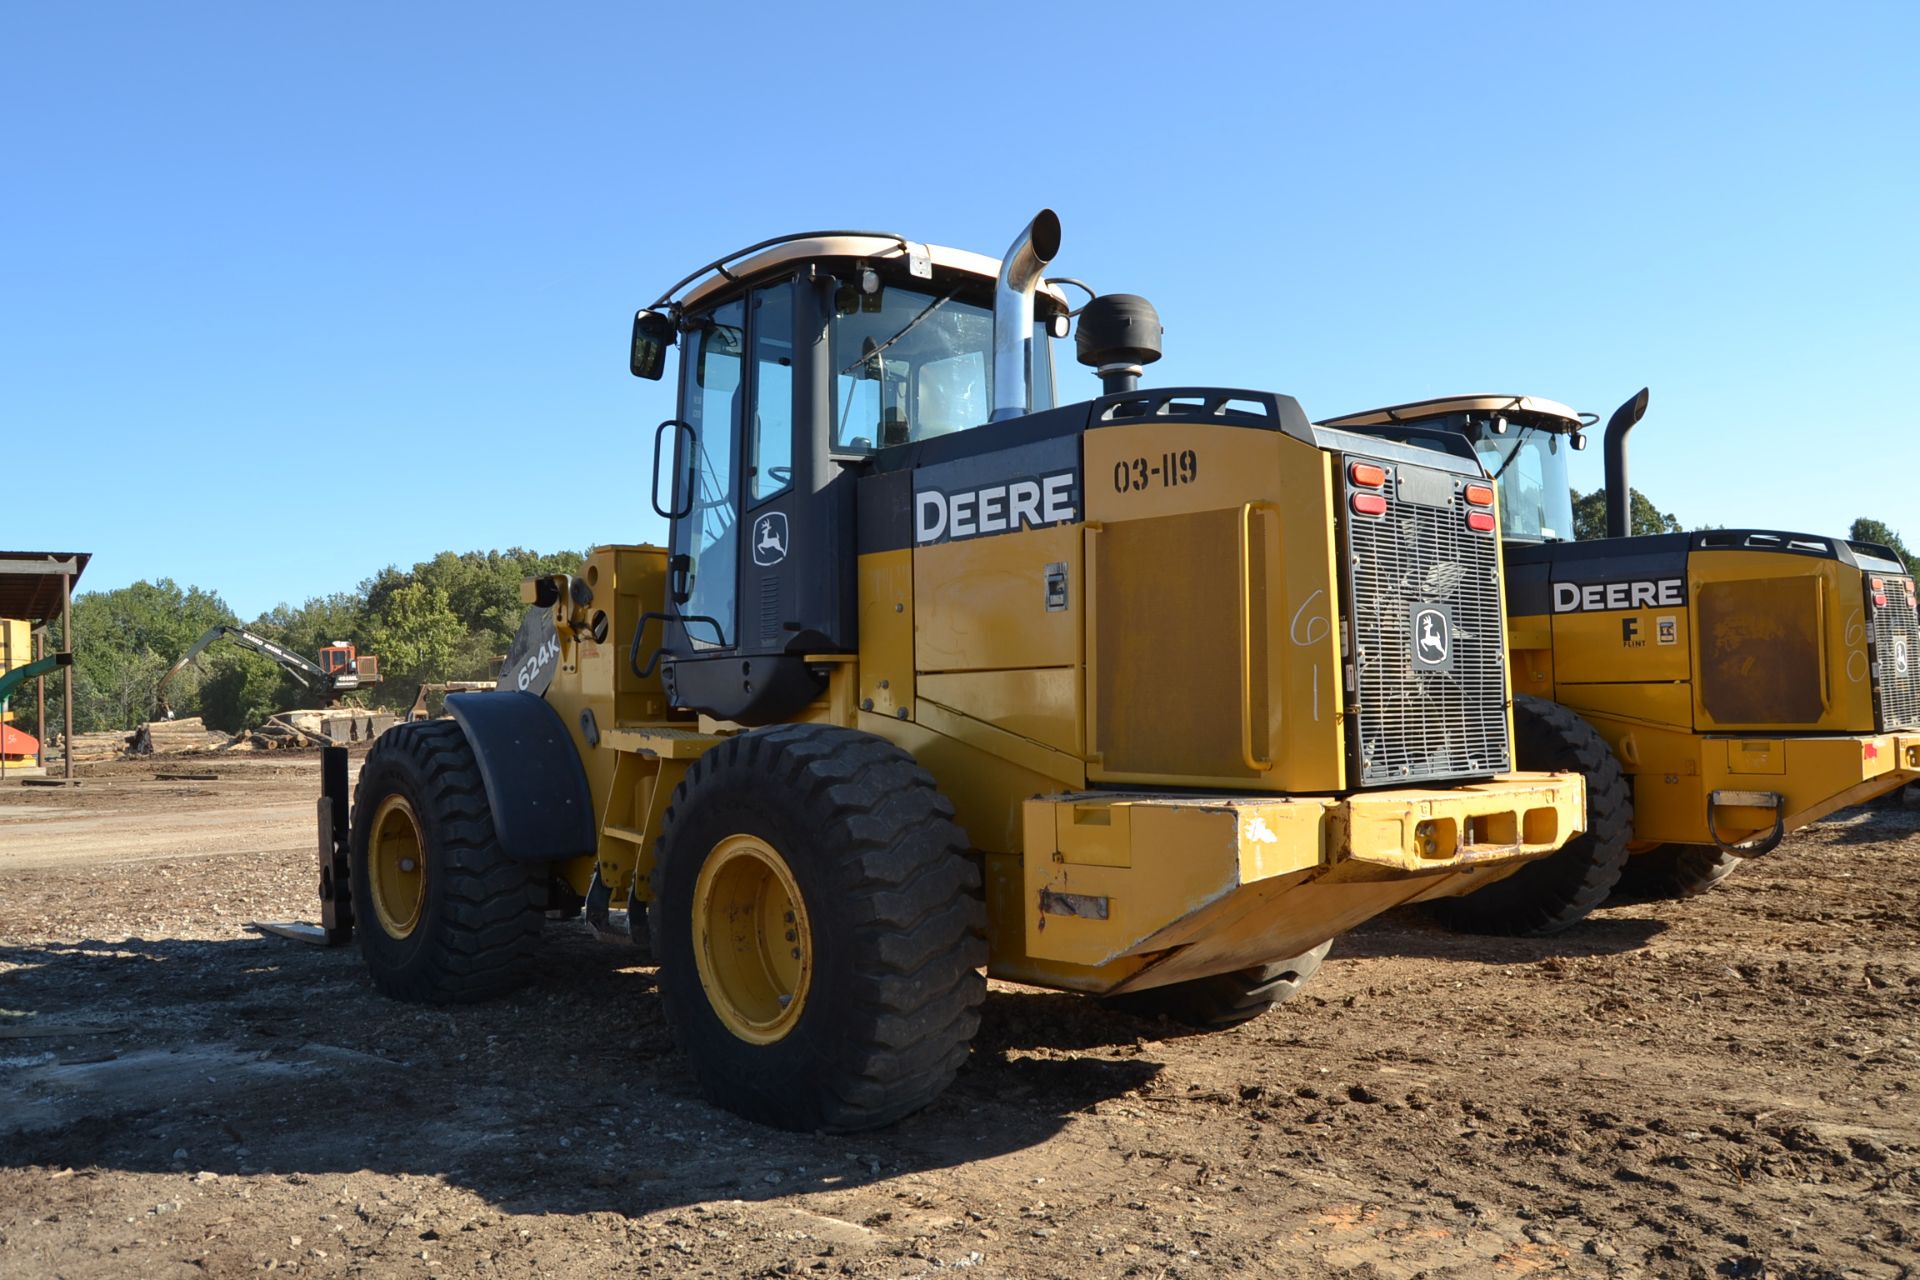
[1342,459,1510,785]
[1869,573,1920,731]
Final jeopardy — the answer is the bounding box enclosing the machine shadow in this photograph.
[0,929,1159,1218]
[1335,906,1669,963]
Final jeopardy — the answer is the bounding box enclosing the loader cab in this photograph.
[319,643,361,689]
[643,235,1066,724]
[1319,396,1586,545]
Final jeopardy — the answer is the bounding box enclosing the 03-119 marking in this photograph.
[1113,450,1200,493]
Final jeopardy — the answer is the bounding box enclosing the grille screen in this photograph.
[1869,573,1920,731]
[1342,458,1510,785]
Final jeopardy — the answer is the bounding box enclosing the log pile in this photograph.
[65,730,137,763]
[52,709,398,762]
[232,712,335,751]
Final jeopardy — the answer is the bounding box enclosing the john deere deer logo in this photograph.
[1411,604,1453,672]
[752,512,789,567]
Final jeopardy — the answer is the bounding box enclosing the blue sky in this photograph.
[5,2,1915,618]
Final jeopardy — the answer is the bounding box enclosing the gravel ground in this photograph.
[2,755,1916,1279]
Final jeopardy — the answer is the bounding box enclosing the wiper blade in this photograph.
[839,288,959,376]
[1488,425,1537,482]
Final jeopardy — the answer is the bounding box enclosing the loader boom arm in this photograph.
[156,625,336,717]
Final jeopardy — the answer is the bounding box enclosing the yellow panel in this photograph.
[1689,551,1876,732]
[857,548,914,717]
[919,667,1081,756]
[1555,681,1694,733]
[0,619,28,726]
[914,524,1079,673]
[1082,426,1344,793]
[1696,577,1824,724]
[1507,612,1553,652]
[1551,601,1693,685]
[1087,508,1245,778]
[855,708,1079,856]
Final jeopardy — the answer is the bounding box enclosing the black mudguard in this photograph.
[445,691,597,863]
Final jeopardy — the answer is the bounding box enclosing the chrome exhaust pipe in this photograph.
[990,209,1061,422]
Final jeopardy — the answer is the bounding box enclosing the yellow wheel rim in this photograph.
[368,793,427,938]
[692,834,812,1044]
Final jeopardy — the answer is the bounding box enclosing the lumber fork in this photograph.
[250,746,354,946]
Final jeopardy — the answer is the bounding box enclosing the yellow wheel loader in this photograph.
[1322,393,1920,932]
[318,213,1588,1131]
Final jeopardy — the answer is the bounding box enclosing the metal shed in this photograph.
[0,551,90,781]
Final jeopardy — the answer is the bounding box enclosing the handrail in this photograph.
[1238,501,1277,772]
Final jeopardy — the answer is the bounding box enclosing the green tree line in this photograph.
[14,548,581,739]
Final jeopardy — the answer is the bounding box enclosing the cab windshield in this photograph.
[1472,426,1574,542]
[830,286,1054,450]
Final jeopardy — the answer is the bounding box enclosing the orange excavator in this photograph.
[156,625,379,718]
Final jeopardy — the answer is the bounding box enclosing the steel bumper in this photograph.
[1012,770,1586,975]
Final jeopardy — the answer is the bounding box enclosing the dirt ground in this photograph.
[1,755,1916,1280]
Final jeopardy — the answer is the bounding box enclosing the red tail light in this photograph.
[1464,483,1494,507]
[1349,461,1387,488]
[1466,511,1497,533]
[1350,492,1388,517]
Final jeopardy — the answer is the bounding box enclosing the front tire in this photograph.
[1429,696,1632,936]
[350,720,542,1002]
[652,724,987,1132]
[1105,942,1332,1029]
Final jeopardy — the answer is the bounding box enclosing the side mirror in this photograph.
[630,310,676,380]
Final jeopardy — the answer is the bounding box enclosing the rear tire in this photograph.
[1429,696,1632,936]
[652,724,987,1132]
[350,720,543,1002]
[1611,844,1740,901]
[1105,941,1332,1029]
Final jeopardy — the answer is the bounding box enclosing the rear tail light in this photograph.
[1349,461,1387,488]
[1464,483,1494,507]
[1873,577,1888,607]
[1466,511,1497,533]
[1351,492,1388,517]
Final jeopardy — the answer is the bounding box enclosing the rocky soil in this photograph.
[2,756,1916,1278]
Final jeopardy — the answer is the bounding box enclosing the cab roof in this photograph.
[1321,394,1585,432]
[675,233,1071,313]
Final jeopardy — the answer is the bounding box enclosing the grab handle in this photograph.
[1238,501,1277,772]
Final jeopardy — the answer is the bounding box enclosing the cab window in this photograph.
[748,283,794,503]
[679,298,745,648]
[830,286,1055,450]
[1472,426,1573,541]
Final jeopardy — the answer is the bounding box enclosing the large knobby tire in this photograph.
[651,723,987,1132]
[350,720,543,1002]
[1610,844,1740,902]
[1429,696,1632,936]
[1105,941,1332,1030]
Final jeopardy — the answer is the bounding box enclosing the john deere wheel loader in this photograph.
[323,212,1587,1131]
[1321,393,1920,933]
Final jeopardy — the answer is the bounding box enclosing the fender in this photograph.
[445,691,596,862]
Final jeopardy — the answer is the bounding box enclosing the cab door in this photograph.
[671,296,746,652]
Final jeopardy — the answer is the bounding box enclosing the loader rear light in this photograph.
[1350,492,1388,517]
[1349,461,1387,488]
[1464,483,1495,507]
[1466,511,1498,533]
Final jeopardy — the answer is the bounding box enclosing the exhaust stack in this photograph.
[990,209,1061,422]
[1603,388,1650,538]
